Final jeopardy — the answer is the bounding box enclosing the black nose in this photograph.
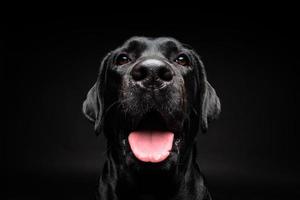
[131,59,173,88]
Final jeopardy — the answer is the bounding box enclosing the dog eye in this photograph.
[175,54,190,66]
[116,54,131,65]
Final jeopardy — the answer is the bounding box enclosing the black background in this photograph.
[3,14,299,199]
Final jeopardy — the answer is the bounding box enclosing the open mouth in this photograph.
[128,111,175,163]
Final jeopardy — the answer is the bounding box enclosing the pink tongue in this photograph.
[128,131,174,163]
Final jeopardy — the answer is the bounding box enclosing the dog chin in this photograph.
[125,150,179,172]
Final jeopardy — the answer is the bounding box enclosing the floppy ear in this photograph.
[82,81,104,135]
[201,81,221,132]
[191,50,221,133]
[82,53,111,135]
[82,82,101,122]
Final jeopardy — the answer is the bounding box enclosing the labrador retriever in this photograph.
[83,37,221,200]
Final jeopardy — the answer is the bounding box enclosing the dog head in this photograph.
[83,37,220,171]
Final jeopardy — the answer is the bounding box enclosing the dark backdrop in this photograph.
[3,14,299,199]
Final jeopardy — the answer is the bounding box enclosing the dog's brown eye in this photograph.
[175,54,190,66]
[116,54,131,65]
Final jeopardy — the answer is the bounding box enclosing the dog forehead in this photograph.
[122,37,182,54]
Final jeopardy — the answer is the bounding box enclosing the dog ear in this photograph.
[82,82,101,122]
[82,53,111,135]
[82,81,104,135]
[201,81,221,132]
[191,50,221,133]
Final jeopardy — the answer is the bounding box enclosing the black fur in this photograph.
[83,37,221,200]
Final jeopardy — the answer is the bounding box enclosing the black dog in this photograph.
[83,37,220,200]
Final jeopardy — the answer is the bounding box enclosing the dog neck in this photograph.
[96,143,210,200]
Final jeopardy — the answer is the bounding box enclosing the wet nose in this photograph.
[131,59,173,89]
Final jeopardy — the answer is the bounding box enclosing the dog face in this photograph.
[83,37,220,171]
